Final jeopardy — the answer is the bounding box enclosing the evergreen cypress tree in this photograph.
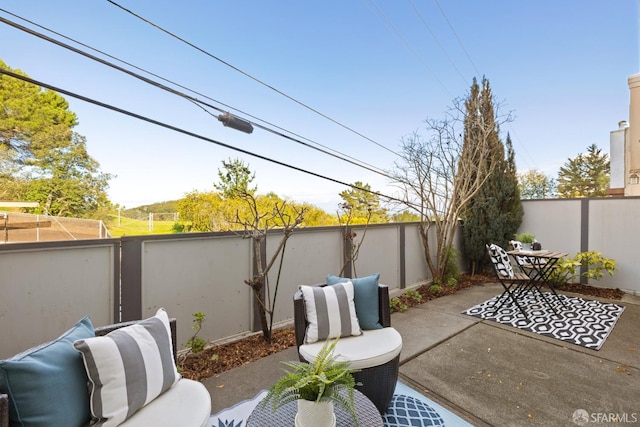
[461,78,523,275]
[500,135,524,237]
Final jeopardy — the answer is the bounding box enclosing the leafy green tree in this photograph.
[0,162,23,201]
[0,59,112,218]
[557,144,610,198]
[122,200,178,220]
[0,60,77,164]
[295,203,338,227]
[461,79,522,275]
[518,169,557,199]
[338,181,388,224]
[214,158,256,199]
[177,191,336,231]
[391,210,420,222]
[176,191,225,231]
[24,133,112,217]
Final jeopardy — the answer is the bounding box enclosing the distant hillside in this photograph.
[122,200,179,220]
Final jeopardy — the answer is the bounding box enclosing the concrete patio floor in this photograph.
[203,283,640,426]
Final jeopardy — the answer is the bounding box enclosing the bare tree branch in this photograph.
[390,94,512,280]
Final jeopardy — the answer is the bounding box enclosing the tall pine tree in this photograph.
[557,144,609,197]
[461,78,522,275]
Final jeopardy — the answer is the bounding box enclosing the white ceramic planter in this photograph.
[295,399,336,427]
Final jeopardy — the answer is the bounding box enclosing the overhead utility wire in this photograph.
[432,0,481,78]
[0,9,388,179]
[367,0,452,99]
[408,0,468,85]
[107,0,401,157]
[0,69,412,208]
[0,14,394,180]
[431,0,537,170]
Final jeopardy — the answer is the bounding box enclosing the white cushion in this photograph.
[300,281,361,344]
[73,308,180,426]
[299,327,402,370]
[120,379,211,427]
[488,244,514,278]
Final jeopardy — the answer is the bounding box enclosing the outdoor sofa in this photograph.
[0,311,211,427]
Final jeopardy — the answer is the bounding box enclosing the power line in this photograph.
[429,1,538,171]
[0,12,395,180]
[0,69,412,208]
[433,0,481,78]
[407,0,468,85]
[506,123,538,170]
[366,0,452,99]
[106,0,401,157]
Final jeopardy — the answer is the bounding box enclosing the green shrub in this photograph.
[172,222,186,233]
[548,251,616,286]
[186,336,207,354]
[186,312,207,354]
[447,277,458,288]
[443,246,461,283]
[429,284,443,295]
[405,289,422,303]
[390,297,408,313]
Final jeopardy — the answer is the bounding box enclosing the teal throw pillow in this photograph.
[0,316,95,427]
[327,273,382,330]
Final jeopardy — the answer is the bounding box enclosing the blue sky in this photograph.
[1,1,637,212]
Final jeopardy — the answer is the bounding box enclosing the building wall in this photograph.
[609,121,627,193]
[626,73,640,195]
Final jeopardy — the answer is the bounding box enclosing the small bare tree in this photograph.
[336,202,372,277]
[232,190,306,343]
[391,91,511,280]
[210,158,307,342]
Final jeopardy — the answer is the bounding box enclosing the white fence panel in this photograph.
[0,243,114,359]
[404,223,432,286]
[265,227,344,327]
[520,199,582,255]
[141,235,253,348]
[348,226,401,290]
[5,197,638,361]
[588,199,639,292]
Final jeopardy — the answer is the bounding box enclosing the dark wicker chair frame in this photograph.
[0,393,6,427]
[294,283,400,414]
[0,318,177,427]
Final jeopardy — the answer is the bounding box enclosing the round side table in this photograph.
[247,389,384,426]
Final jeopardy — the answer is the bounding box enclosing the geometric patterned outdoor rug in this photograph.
[462,291,625,350]
[209,381,473,426]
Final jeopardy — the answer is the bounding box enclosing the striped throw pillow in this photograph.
[73,308,180,427]
[300,281,362,344]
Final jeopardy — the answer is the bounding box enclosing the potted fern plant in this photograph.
[262,338,359,427]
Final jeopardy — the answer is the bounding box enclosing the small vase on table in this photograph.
[295,399,336,427]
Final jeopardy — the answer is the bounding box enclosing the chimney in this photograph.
[609,120,627,195]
